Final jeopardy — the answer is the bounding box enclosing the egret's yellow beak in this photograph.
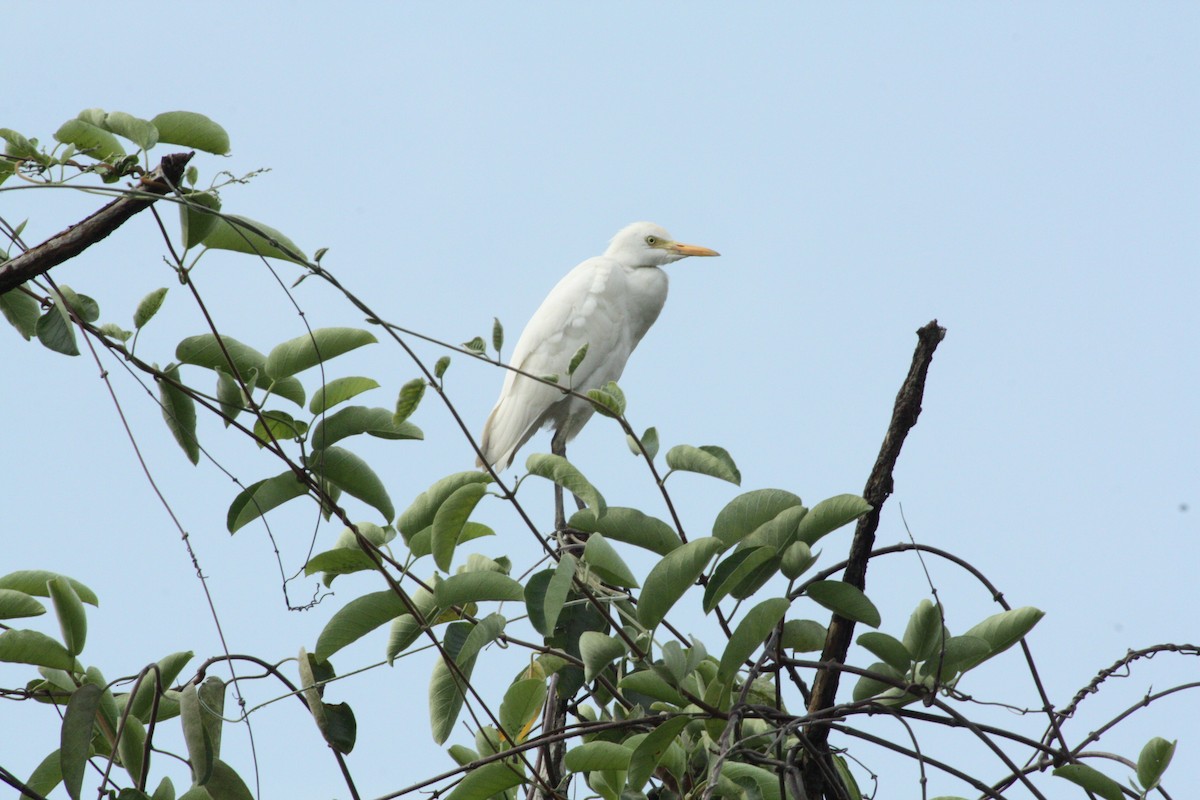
[669,241,720,257]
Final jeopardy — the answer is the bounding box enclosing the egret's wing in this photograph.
[479,258,627,470]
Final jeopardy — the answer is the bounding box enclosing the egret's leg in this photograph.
[538,432,570,800]
[551,429,567,531]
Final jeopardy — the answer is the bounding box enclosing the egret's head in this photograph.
[605,222,720,267]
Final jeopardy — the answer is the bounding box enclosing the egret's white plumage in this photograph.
[478,222,719,471]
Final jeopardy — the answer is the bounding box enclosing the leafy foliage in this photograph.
[0,108,1186,800]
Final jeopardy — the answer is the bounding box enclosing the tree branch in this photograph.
[803,319,946,795]
[0,151,193,294]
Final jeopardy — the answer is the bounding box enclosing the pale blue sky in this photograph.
[3,4,1197,798]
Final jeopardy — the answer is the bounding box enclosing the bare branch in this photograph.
[803,320,946,795]
[0,152,193,294]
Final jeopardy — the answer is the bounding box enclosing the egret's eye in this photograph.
[645,235,658,245]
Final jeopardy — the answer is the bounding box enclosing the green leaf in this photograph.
[196,677,225,763]
[740,504,808,552]
[332,521,395,551]
[266,327,376,380]
[35,301,79,356]
[580,631,626,682]
[917,635,991,681]
[150,111,230,155]
[226,471,310,532]
[310,376,380,414]
[393,377,426,424]
[159,365,199,464]
[23,748,64,800]
[81,667,120,744]
[435,573,524,607]
[781,618,827,652]
[204,759,255,800]
[0,571,98,605]
[98,323,133,342]
[215,370,244,425]
[491,317,504,353]
[55,118,126,160]
[0,289,40,340]
[203,213,306,263]
[641,426,660,460]
[0,588,44,620]
[851,662,905,702]
[434,356,451,379]
[525,453,605,519]
[568,343,588,376]
[713,489,804,547]
[703,547,777,613]
[581,534,639,588]
[151,776,175,800]
[75,108,107,127]
[447,744,478,766]
[903,600,944,662]
[127,651,194,722]
[456,613,507,667]
[315,590,409,661]
[61,684,101,800]
[565,741,632,772]
[179,191,221,249]
[1137,736,1176,790]
[586,381,626,418]
[718,597,790,683]
[252,410,306,446]
[305,549,377,583]
[310,405,423,450]
[721,763,782,800]
[0,628,74,671]
[176,333,305,406]
[297,649,330,734]
[528,553,576,636]
[795,494,872,546]
[133,288,169,329]
[659,639,705,685]
[116,715,147,787]
[856,632,911,673]
[431,482,488,571]
[665,444,740,485]
[48,577,87,657]
[307,446,394,521]
[429,622,477,744]
[499,678,546,743]
[806,581,881,628]
[443,761,525,800]
[627,716,690,791]
[961,607,1044,667]
[567,507,680,555]
[398,472,493,539]
[727,554,784,602]
[55,286,99,323]
[637,537,723,629]
[1052,764,1124,800]
[618,669,685,706]
[102,111,159,150]
[386,585,438,662]
[831,756,863,800]
[0,127,40,159]
[180,682,214,785]
[462,336,486,353]
[407,521,493,559]
[780,540,817,579]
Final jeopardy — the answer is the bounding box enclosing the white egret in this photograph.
[478,221,719,472]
